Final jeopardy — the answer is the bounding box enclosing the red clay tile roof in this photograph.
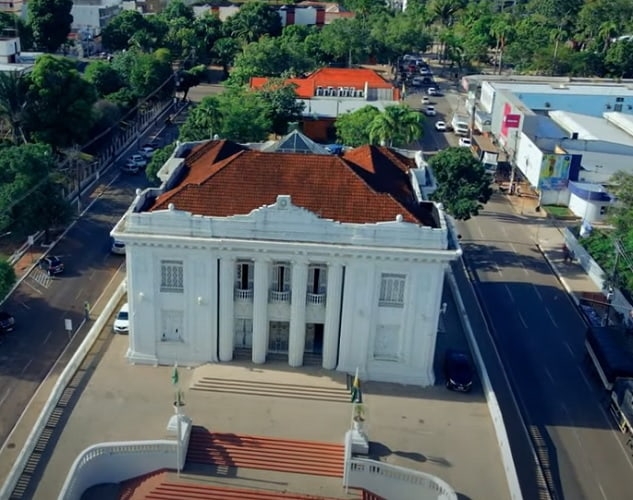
[250,68,395,99]
[150,141,435,226]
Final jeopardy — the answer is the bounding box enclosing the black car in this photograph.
[39,256,64,276]
[444,349,474,392]
[0,311,15,333]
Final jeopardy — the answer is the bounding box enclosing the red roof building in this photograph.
[112,134,459,386]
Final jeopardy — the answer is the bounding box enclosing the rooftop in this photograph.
[549,110,633,147]
[250,67,395,99]
[149,139,437,226]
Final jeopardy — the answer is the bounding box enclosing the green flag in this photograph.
[171,363,179,386]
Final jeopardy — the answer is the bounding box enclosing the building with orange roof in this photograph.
[111,131,460,386]
[250,68,400,142]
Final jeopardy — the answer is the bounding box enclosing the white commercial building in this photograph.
[112,132,460,386]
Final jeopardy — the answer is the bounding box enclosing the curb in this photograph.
[537,244,579,306]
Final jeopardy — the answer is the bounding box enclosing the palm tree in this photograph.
[490,13,514,75]
[0,71,29,144]
[550,25,569,73]
[368,105,423,148]
[598,20,619,53]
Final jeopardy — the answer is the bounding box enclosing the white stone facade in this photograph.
[112,138,460,386]
[114,195,458,386]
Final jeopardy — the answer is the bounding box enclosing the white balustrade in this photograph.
[345,457,457,500]
[306,292,326,305]
[234,288,254,300]
[269,289,291,302]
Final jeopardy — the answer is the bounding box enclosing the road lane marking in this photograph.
[19,301,30,310]
[545,307,559,328]
[75,287,84,300]
[564,341,574,358]
[477,225,484,238]
[577,367,592,391]
[504,284,515,303]
[20,359,32,376]
[532,284,543,302]
[23,280,42,295]
[518,311,528,329]
[544,367,554,383]
[501,225,508,237]
[0,388,12,408]
[518,261,529,275]
[509,242,517,254]
[42,330,53,346]
[495,264,504,276]
[598,482,608,500]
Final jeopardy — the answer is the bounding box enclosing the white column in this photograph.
[218,257,235,362]
[252,258,269,364]
[323,263,343,370]
[288,260,309,367]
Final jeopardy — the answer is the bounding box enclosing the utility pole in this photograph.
[604,241,621,326]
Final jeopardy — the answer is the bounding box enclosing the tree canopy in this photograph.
[428,147,492,220]
[27,0,73,53]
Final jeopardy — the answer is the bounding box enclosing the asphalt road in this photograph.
[0,117,183,450]
[406,82,633,499]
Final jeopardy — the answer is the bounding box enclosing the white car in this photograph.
[111,239,125,255]
[421,96,430,105]
[419,67,432,76]
[428,87,438,96]
[113,303,129,334]
[458,137,472,148]
[424,106,437,116]
[127,154,148,168]
[435,121,447,132]
[139,146,155,158]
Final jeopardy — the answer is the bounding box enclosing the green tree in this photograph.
[368,105,423,147]
[255,80,305,136]
[178,96,223,142]
[218,90,272,142]
[194,13,224,64]
[0,12,33,50]
[608,171,633,236]
[0,71,29,144]
[212,37,240,79]
[176,65,206,100]
[0,143,58,231]
[146,143,175,183]
[101,10,150,52]
[25,55,97,149]
[335,105,381,147]
[0,259,15,298]
[84,61,124,97]
[605,39,633,78]
[111,50,173,99]
[429,147,492,220]
[27,0,73,53]
[320,18,370,66]
[160,0,194,21]
[223,1,282,44]
[370,12,432,64]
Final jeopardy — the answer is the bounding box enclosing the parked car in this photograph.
[111,239,126,255]
[121,162,140,175]
[127,154,148,168]
[421,96,431,105]
[458,137,472,148]
[0,311,15,333]
[424,106,437,116]
[39,256,64,276]
[139,146,155,158]
[419,67,432,76]
[411,77,425,87]
[428,87,439,96]
[113,303,130,334]
[444,349,474,392]
[434,121,447,132]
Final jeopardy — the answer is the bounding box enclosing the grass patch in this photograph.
[543,204,574,219]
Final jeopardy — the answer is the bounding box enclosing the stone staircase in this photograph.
[190,376,350,403]
[186,427,345,477]
[118,469,169,499]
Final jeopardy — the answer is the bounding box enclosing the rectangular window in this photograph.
[379,273,406,307]
[160,260,184,293]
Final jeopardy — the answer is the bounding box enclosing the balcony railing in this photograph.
[307,292,326,305]
[234,288,254,301]
[269,289,291,303]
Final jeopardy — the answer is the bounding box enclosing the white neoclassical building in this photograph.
[111,132,461,385]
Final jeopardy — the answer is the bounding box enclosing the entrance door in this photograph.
[234,319,253,348]
[268,321,289,352]
[313,324,324,354]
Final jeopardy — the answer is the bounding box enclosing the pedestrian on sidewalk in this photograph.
[562,245,570,263]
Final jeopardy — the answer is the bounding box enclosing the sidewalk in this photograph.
[503,191,605,305]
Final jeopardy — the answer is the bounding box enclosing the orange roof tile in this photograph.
[150,141,434,226]
[250,68,395,99]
